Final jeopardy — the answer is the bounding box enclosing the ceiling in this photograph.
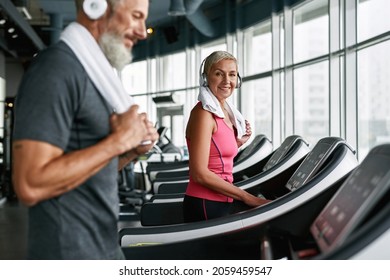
[0,0,220,61]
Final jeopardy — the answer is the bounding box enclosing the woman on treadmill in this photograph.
[183,51,271,222]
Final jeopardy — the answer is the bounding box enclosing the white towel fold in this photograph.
[60,22,133,113]
[198,86,246,138]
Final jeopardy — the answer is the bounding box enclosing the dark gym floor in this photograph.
[0,198,28,260]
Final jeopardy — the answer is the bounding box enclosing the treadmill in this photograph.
[119,137,358,259]
[258,143,390,260]
[141,135,310,226]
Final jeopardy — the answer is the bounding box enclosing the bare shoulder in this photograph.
[187,103,216,138]
[190,103,213,120]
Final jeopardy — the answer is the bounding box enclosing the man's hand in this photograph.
[133,117,159,155]
[109,105,148,155]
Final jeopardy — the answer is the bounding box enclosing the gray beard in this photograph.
[98,32,132,71]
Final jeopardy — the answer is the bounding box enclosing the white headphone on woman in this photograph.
[83,0,108,20]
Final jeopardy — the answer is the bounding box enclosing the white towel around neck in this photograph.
[60,22,133,113]
[198,86,246,138]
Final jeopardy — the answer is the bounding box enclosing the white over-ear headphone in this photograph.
[199,57,242,88]
[199,58,208,87]
[83,0,108,20]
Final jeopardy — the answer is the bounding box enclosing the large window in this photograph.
[293,0,329,64]
[358,40,390,159]
[122,60,147,95]
[121,58,157,114]
[280,15,285,68]
[358,0,390,42]
[162,52,186,90]
[124,0,390,160]
[244,21,272,75]
[241,77,272,139]
[294,61,329,145]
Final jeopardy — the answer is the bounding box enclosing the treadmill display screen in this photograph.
[236,135,266,162]
[310,145,390,253]
[263,135,303,171]
[285,138,345,191]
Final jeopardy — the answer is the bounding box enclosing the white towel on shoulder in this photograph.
[60,22,133,113]
[198,86,246,138]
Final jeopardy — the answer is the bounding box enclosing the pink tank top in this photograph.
[186,113,238,202]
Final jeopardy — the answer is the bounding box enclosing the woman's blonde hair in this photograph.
[203,51,238,76]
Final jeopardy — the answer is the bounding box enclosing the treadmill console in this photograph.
[310,144,390,253]
[285,137,349,191]
[263,135,306,171]
[236,134,267,162]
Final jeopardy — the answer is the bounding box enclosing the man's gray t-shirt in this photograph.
[13,42,123,259]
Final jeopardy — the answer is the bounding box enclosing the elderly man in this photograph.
[12,0,157,259]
